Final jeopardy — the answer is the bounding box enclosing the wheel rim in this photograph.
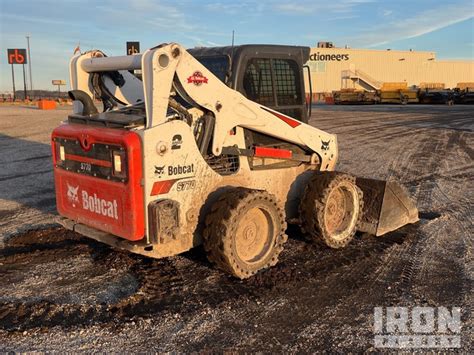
[323,184,358,241]
[235,207,274,263]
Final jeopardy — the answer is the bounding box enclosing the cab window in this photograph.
[242,57,303,119]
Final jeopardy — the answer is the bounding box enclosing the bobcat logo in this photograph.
[321,140,330,151]
[67,183,79,207]
[154,165,165,177]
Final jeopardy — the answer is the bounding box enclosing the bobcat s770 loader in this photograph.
[52,43,418,278]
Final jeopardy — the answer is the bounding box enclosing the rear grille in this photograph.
[53,137,127,183]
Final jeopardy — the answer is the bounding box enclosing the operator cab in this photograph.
[189,45,311,124]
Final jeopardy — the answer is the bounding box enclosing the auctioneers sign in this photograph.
[309,52,349,61]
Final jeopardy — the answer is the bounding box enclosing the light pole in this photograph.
[26,35,33,92]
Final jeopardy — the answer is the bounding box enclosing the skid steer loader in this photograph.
[52,43,418,278]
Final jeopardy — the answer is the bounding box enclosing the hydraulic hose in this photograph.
[68,90,98,116]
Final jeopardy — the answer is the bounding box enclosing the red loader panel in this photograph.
[52,124,144,241]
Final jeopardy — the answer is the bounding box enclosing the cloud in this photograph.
[205,2,247,13]
[184,35,223,47]
[0,13,79,27]
[348,2,474,47]
[327,14,359,21]
[274,0,374,14]
[128,0,156,11]
[275,3,307,13]
[205,1,265,16]
[95,1,194,32]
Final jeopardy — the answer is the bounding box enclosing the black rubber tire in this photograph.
[300,172,363,248]
[203,188,288,279]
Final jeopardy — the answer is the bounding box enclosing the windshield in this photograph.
[195,55,230,83]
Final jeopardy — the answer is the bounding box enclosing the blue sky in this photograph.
[1,0,473,91]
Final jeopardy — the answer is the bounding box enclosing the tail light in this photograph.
[54,140,65,165]
[112,149,127,179]
[59,145,65,161]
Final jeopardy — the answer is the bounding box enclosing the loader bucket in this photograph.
[356,178,419,236]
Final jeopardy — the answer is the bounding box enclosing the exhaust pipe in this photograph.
[68,90,98,116]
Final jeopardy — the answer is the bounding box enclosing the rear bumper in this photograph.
[57,217,176,259]
[57,217,152,256]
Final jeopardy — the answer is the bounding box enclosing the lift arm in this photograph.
[71,43,338,170]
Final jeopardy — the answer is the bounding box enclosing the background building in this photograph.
[305,42,474,95]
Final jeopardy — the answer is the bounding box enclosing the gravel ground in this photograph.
[0,104,472,352]
[0,105,69,239]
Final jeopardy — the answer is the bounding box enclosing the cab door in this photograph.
[236,56,307,123]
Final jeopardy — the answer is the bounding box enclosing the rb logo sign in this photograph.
[7,49,27,64]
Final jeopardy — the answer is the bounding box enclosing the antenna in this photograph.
[230,30,235,60]
[228,30,235,83]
